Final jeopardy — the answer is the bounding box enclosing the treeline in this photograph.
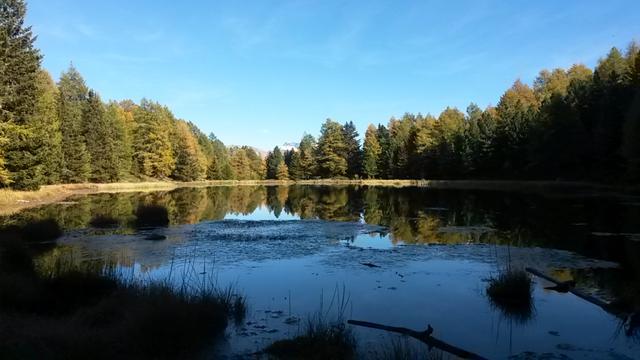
[2,1,640,190]
[0,0,264,190]
[265,42,640,183]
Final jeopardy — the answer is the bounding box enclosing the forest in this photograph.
[1,0,639,191]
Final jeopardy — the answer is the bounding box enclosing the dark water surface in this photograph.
[4,185,640,359]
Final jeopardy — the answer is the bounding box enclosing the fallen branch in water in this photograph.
[347,319,488,360]
[525,267,616,314]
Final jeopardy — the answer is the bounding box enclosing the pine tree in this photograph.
[58,65,91,183]
[317,119,347,178]
[362,124,381,178]
[0,0,44,189]
[132,99,175,178]
[342,121,361,178]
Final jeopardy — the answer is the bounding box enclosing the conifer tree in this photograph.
[132,99,175,178]
[342,121,362,178]
[362,124,381,178]
[297,134,317,179]
[376,125,391,179]
[276,161,289,180]
[266,146,284,179]
[33,70,62,184]
[172,120,206,181]
[317,119,347,178]
[58,65,91,183]
[105,102,133,179]
[84,90,119,182]
[0,0,43,189]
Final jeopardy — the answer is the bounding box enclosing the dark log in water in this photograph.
[525,267,616,314]
[347,320,488,360]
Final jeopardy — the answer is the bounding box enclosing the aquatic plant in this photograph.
[486,269,534,323]
[264,317,356,360]
[372,336,448,360]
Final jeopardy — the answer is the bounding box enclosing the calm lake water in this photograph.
[5,185,640,359]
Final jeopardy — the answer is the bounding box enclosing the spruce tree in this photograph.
[376,125,391,179]
[266,146,284,179]
[342,121,362,178]
[83,90,118,182]
[317,119,347,178]
[58,65,91,183]
[0,0,44,189]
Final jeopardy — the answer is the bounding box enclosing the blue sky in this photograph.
[27,0,640,150]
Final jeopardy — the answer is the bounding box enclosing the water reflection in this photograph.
[3,185,640,358]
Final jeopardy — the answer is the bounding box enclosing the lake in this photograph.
[4,185,640,359]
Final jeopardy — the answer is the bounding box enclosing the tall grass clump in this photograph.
[264,316,356,360]
[263,285,355,359]
[486,269,534,323]
[372,336,449,360]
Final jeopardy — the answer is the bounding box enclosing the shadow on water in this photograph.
[0,218,246,360]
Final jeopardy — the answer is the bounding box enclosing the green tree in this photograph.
[104,102,133,179]
[206,133,232,180]
[0,0,43,189]
[296,134,317,179]
[316,119,347,178]
[58,65,91,183]
[362,124,381,178]
[376,125,392,179]
[84,90,120,182]
[266,146,284,179]
[342,121,361,178]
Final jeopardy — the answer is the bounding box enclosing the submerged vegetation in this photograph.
[0,221,246,359]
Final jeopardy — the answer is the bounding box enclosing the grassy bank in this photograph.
[0,179,634,216]
[0,227,246,359]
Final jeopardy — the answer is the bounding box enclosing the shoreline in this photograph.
[0,179,636,216]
